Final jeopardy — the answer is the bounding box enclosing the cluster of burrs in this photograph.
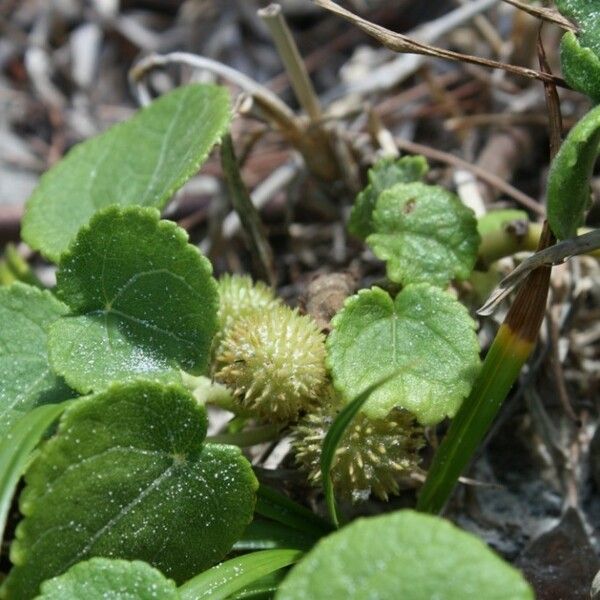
[211,274,423,501]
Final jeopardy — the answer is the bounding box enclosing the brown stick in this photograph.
[393,137,545,216]
[311,0,567,88]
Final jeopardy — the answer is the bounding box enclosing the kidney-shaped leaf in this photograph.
[2,380,257,600]
[348,156,428,240]
[48,206,218,393]
[367,182,480,287]
[22,84,231,262]
[275,510,534,600]
[327,286,480,425]
[0,283,72,436]
[547,104,600,240]
[35,558,179,600]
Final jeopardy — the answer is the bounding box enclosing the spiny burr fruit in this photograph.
[214,304,327,422]
[217,273,281,331]
[292,391,424,502]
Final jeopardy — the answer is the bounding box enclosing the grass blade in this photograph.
[233,518,319,552]
[255,483,332,538]
[321,375,396,527]
[178,549,302,600]
[417,263,551,514]
[0,401,72,546]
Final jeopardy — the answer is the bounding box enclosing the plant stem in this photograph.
[312,0,567,87]
[478,221,542,266]
[394,137,544,215]
[418,257,551,514]
[419,41,561,509]
[208,424,282,447]
[258,3,322,123]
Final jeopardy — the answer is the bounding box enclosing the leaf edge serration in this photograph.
[326,284,481,425]
[3,380,258,599]
[48,205,219,394]
[21,84,231,263]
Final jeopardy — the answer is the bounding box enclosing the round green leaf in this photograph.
[48,206,218,393]
[35,558,179,600]
[22,84,231,262]
[547,103,600,240]
[326,286,480,425]
[275,510,534,600]
[2,381,257,600]
[0,283,72,435]
[348,156,428,240]
[367,182,479,287]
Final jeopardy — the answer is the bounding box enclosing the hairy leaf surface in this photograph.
[22,84,230,262]
[547,104,600,239]
[0,283,71,435]
[276,510,533,600]
[2,381,257,600]
[48,207,218,393]
[327,286,480,425]
[557,0,600,102]
[35,558,179,600]
[367,182,479,287]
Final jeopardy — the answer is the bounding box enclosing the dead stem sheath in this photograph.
[259,4,322,122]
[220,134,276,286]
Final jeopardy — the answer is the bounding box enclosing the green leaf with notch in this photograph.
[547,104,600,240]
[557,0,600,102]
[48,206,218,393]
[327,286,480,425]
[0,283,72,436]
[275,510,534,600]
[2,380,257,600]
[22,84,231,262]
[348,156,428,240]
[367,182,479,287]
[35,558,179,600]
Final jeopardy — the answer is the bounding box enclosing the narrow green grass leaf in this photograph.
[35,558,179,600]
[320,375,396,527]
[228,571,285,600]
[417,325,532,514]
[233,519,319,552]
[22,84,231,262]
[275,511,533,600]
[178,549,302,600]
[255,484,332,539]
[0,401,72,549]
